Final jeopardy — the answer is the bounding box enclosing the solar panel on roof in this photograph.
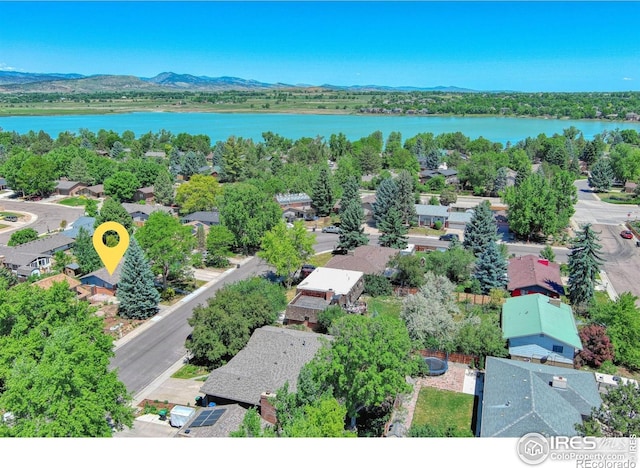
[187,408,227,428]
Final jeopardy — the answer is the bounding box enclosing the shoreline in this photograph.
[0,106,639,124]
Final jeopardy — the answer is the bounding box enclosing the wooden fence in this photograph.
[419,349,477,366]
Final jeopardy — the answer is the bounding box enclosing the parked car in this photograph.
[439,233,459,242]
[300,264,316,279]
[322,225,341,234]
[3,215,17,222]
[620,230,634,239]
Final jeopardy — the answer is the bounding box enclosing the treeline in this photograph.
[2,89,640,121]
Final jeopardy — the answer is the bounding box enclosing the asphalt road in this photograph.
[0,198,84,244]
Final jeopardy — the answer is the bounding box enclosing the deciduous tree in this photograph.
[8,228,39,246]
[104,171,140,202]
[175,174,222,214]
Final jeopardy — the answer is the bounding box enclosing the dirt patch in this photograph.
[96,304,145,339]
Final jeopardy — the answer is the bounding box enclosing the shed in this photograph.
[170,405,196,428]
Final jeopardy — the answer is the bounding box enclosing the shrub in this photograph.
[363,274,393,297]
[575,324,615,368]
[433,220,443,230]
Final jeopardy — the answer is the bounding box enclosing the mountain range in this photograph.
[0,70,477,93]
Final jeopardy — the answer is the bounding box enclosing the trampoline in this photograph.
[424,357,448,376]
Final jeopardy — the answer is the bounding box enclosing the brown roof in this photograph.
[32,273,81,290]
[507,255,564,296]
[324,244,400,275]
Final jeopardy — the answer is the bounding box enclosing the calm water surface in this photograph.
[0,113,638,145]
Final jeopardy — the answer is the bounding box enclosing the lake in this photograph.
[0,112,638,145]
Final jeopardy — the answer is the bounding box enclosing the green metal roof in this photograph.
[502,294,582,349]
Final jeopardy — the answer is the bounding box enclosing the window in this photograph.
[552,345,564,354]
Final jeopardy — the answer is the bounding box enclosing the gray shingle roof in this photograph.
[55,180,84,190]
[79,262,123,286]
[200,326,330,406]
[324,245,400,275]
[0,233,74,258]
[480,357,602,437]
[181,211,220,224]
[414,204,449,217]
[0,248,51,267]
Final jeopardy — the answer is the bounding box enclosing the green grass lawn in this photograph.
[365,295,403,319]
[595,191,640,205]
[309,251,333,267]
[0,211,21,217]
[171,364,210,379]
[58,197,88,207]
[411,386,475,435]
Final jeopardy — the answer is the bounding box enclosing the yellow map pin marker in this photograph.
[92,221,130,275]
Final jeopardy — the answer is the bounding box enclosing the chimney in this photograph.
[549,297,562,308]
[552,376,567,389]
[260,392,277,425]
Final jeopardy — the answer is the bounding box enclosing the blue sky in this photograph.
[1,1,639,92]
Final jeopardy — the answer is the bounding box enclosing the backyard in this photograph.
[411,386,475,436]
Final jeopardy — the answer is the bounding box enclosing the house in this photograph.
[0,233,75,280]
[121,203,174,225]
[181,210,220,227]
[175,404,250,438]
[0,177,7,190]
[502,294,582,367]
[414,204,449,227]
[508,255,564,298]
[0,250,52,280]
[199,326,329,424]
[32,273,91,300]
[285,267,365,328]
[80,184,105,198]
[276,193,315,221]
[418,168,458,185]
[55,180,87,197]
[479,357,601,437]
[447,211,473,231]
[79,262,122,296]
[62,216,96,239]
[133,186,155,203]
[324,244,400,275]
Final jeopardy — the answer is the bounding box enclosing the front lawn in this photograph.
[595,191,640,205]
[411,386,475,436]
[171,364,210,379]
[309,251,333,267]
[58,197,88,207]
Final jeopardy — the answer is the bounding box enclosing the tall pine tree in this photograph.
[473,240,508,295]
[567,223,604,309]
[117,238,160,320]
[153,169,175,206]
[311,167,334,217]
[372,177,398,225]
[337,199,369,250]
[463,200,498,257]
[378,207,408,249]
[339,176,360,214]
[588,157,614,192]
[395,170,417,225]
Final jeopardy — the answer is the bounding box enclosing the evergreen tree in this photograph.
[588,157,614,192]
[569,154,581,176]
[395,170,417,225]
[196,224,206,251]
[311,167,334,217]
[116,238,160,320]
[493,167,508,195]
[339,176,360,214]
[110,140,124,159]
[94,198,134,234]
[424,148,440,170]
[153,169,174,206]
[68,156,94,185]
[337,199,368,250]
[372,177,398,225]
[73,227,103,274]
[473,240,508,295]
[169,147,182,177]
[463,200,498,257]
[567,223,604,309]
[378,207,408,249]
[181,150,200,180]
